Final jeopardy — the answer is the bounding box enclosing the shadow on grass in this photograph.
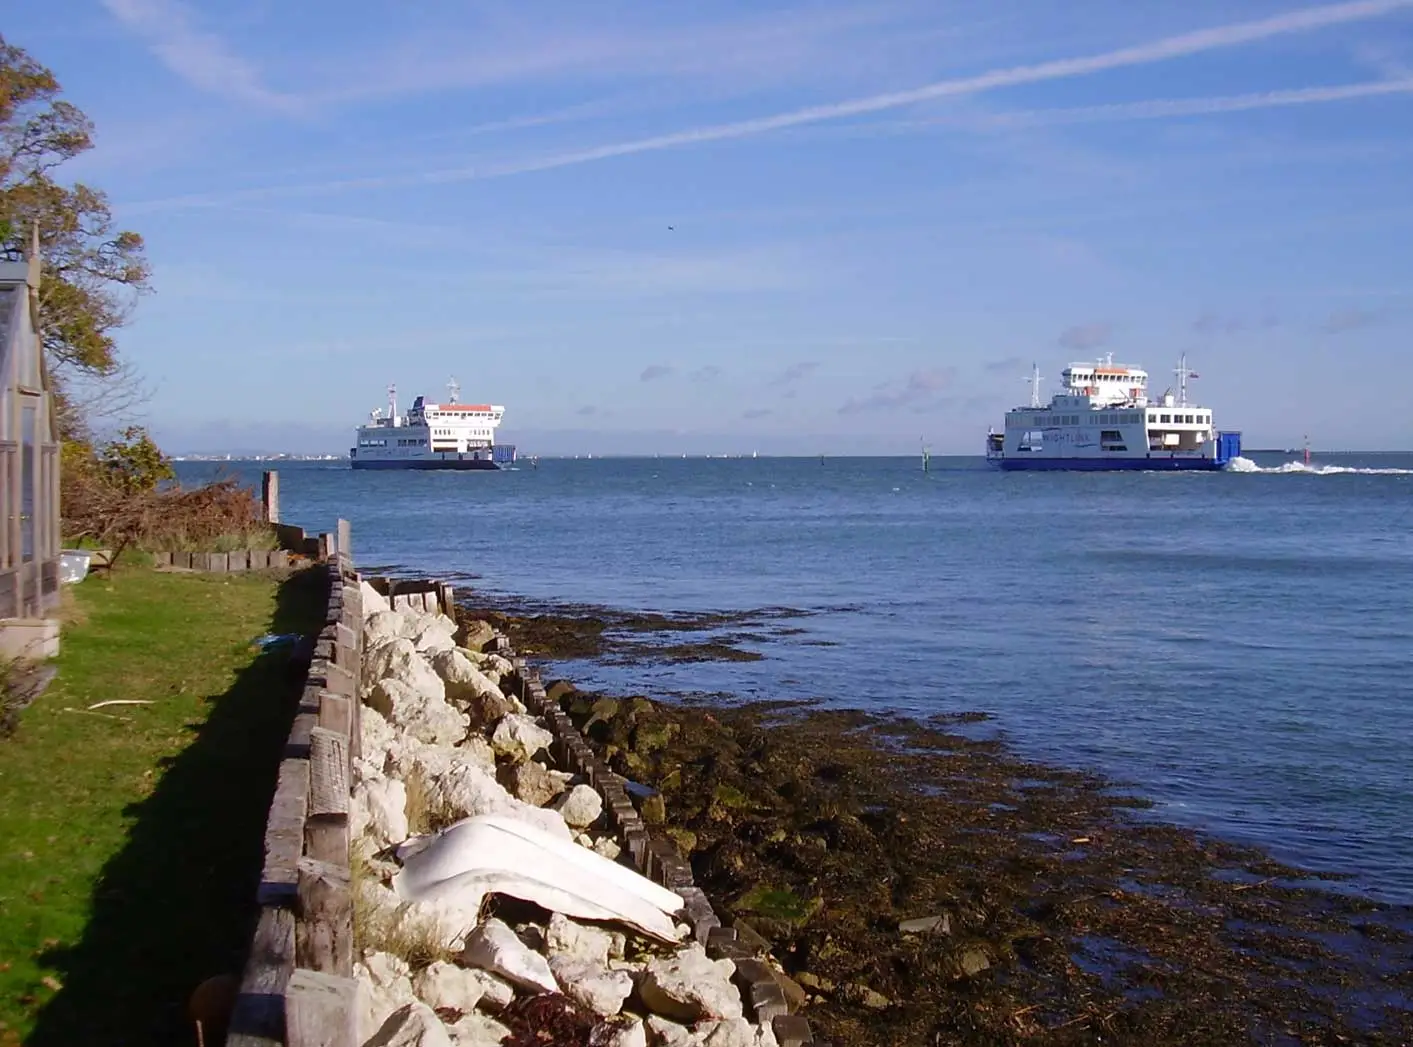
[27,567,329,1047]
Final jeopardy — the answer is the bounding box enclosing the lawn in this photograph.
[0,565,327,1046]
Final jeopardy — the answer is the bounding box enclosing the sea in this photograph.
[176,452,1413,903]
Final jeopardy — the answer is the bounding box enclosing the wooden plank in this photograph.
[263,471,280,524]
[250,549,271,570]
[336,519,351,561]
[227,905,295,1045]
[294,859,354,978]
[304,815,350,866]
[307,728,349,817]
[285,968,356,1047]
[174,551,193,569]
[228,549,251,571]
[307,658,355,698]
[152,551,173,566]
[258,758,310,907]
[316,692,352,737]
[269,549,290,569]
[285,712,317,759]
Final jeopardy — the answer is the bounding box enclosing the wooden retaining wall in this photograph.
[152,550,293,572]
[226,552,364,1047]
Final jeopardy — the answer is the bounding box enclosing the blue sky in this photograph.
[10,0,1413,454]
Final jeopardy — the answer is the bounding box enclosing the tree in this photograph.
[1,34,151,434]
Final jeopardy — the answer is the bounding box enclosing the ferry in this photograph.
[985,355,1241,471]
[350,380,516,470]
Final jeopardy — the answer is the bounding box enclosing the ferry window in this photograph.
[1160,414,1170,423]
[1148,413,1156,422]
[1185,414,1194,423]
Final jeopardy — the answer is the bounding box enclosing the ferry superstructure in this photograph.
[350,380,516,470]
[985,355,1240,471]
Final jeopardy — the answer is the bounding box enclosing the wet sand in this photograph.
[458,597,1413,1046]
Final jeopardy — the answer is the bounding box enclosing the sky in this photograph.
[8,0,1413,455]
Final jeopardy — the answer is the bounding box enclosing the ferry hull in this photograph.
[991,456,1226,471]
[351,458,504,470]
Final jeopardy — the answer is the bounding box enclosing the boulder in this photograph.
[697,1019,780,1047]
[548,955,633,1017]
[461,917,558,994]
[370,678,467,747]
[431,650,508,714]
[365,610,415,649]
[414,619,459,656]
[412,960,487,1016]
[644,1016,696,1047]
[445,1012,513,1047]
[592,1018,647,1047]
[356,952,417,1041]
[361,706,399,766]
[361,580,391,616]
[491,714,554,764]
[352,775,409,849]
[596,1019,647,1047]
[506,760,564,807]
[460,619,496,652]
[364,1002,453,1047]
[546,912,620,967]
[365,639,448,704]
[430,762,572,839]
[592,836,622,861]
[464,689,512,730]
[639,947,743,1023]
[554,784,604,829]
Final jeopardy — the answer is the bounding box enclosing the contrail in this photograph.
[961,78,1413,128]
[123,0,1413,210]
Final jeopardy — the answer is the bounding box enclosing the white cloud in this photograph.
[101,0,299,112]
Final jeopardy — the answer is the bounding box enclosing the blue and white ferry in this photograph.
[351,379,516,470]
[985,355,1241,471]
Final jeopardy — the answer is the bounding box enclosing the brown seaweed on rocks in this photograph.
[551,686,1413,1047]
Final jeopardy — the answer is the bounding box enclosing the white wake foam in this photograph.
[1225,456,1413,476]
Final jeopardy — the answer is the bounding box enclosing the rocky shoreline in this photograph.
[348,585,802,1047]
[457,597,1413,1047]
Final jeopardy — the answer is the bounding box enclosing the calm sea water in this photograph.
[177,453,1413,902]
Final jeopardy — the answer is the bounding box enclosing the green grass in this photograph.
[0,566,327,1046]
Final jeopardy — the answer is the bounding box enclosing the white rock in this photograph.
[593,1018,648,1047]
[364,1002,453,1047]
[445,1012,513,1047]
[414,619,458,656]
[361,706,399,766]
[696,1018,779,1047]
[645,1016,697,1047]
[467,969,515,1011]
[431,649,505,704]
[431,762,572,839]
[371,678,467,747]
[549,954,633,1016]
[356,952,418,1041]
[639,946,743,1023]
[546,912,618,966]
[592,836,622,861]
[554,784,604,829]
[491,714,554,763]
[365,610,417,650]
[462,917,559,993]
[365,639,448,704]
[352,775,409,849]
[362,580,392,616]
[412,960,487,1016]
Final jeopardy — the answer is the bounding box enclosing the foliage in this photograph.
[0,567,327,1042]
[1,34,151,435]
[96,425,173,495]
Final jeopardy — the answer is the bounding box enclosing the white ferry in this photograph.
[985,355,1241,471]
[350,380,516,470]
